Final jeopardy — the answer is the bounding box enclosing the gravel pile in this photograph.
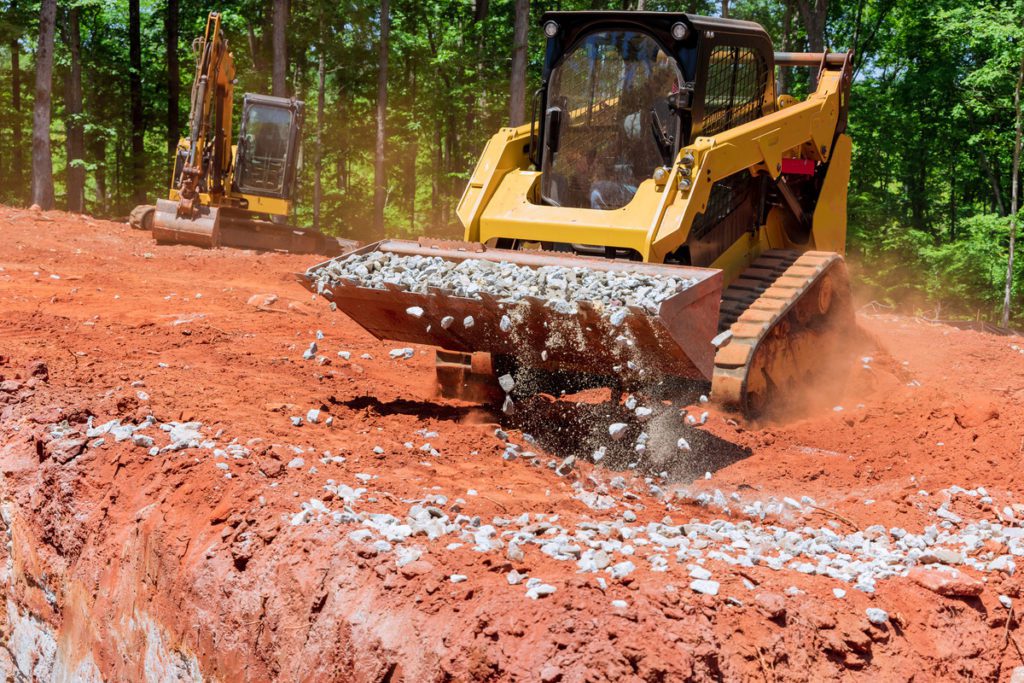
[309,251,698,315]
[74,416,252,467]
[290,465,1023,600]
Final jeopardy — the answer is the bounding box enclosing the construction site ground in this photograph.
[1,206,1023,681]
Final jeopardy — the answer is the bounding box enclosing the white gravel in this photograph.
[865,607,889,625]
[690,579,720,595]
[309,251,698,316]
[286,474,1024,602]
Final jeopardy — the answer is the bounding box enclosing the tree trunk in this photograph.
[30,0,57,209]
[431,117,441,225]
[129,0,145,204]
[166,0,180,155]
[473,0,489,23]
[778,1,793,95]
[1001,53,1024,328]
[721,0,729,18]
[509,0,529,127]
[64,6,85,213]
[464,1,489,149]
[314,51,324,232]
[246,20,264,72]
[88,133,107,214]
[443,112,455,229]
[796,0,828,91]
[408,62,417,233]
[272,0,288,97]
[979,150,1007,216]
[10,35,23,196]
[337,95,348,193]
[373,0,389,239]
[948,158,957,241]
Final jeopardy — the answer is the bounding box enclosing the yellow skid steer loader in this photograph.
[303,11,855,415]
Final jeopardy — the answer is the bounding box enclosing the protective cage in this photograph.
[534,11,777,170]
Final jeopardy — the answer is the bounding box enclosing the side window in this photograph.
[691,170,755,241]
[687,169,759,267]
[702,46,768,136]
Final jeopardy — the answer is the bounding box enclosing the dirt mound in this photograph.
[0,206,1022,680]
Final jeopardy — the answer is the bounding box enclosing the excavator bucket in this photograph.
[151,199,358,256]
[153,198,221,248]
[301,239,723,388]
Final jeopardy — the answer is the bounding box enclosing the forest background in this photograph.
[2,0,1023,322]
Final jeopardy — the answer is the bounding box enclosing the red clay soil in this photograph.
[0,206,1022,681]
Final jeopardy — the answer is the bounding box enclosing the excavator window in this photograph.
[235,103,295,197]
[540,29,682,211]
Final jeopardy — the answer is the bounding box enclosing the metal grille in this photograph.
[688,170,757,266]
[702,47,766,137]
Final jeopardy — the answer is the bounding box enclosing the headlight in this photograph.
[671,22,690,41]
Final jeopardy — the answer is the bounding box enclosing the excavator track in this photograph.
[712,249,853,416]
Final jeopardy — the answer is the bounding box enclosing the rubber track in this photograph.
[716,250,800,333]
[712,250,845,413]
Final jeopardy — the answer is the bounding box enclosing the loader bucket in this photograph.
[152,198,220,248]
[301,239,723,383]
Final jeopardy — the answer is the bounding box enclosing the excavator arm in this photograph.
[176,11,236,216]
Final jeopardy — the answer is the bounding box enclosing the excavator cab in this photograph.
[234,94,304,200]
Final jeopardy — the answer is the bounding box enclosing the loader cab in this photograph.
[536,12,775,212]
[233,94,305,200]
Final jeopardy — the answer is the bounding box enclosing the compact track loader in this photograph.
[304,11,855,415]
[132,12,353,256]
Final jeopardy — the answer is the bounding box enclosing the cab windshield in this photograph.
[236,103,294,196]
[541,30,682,210]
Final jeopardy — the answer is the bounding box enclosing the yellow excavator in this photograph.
[303,11,855,415]
[132,12,353,255]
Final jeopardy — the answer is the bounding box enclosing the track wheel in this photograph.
[712,252,854,417]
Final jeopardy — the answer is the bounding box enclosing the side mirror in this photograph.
[545,107,563,155]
